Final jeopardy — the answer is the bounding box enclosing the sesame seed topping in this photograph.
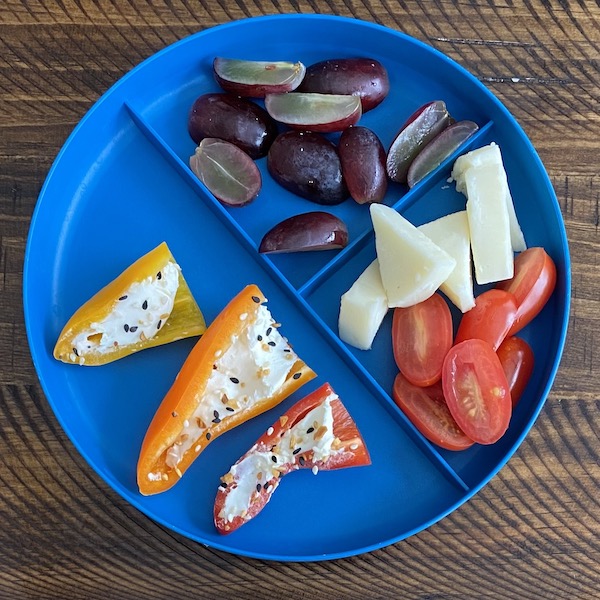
[172,411,178,417]
[157,271,162,280]
[230,377,239,384]
[174,467,183,478]
[195,444,201,452]
[267,426,274,436]
[306,427,314,434]
[266,327,272,336]
[213,409,219,419]
[124,324,129,332]
[268,341,276,347]
[271,455,277,463]
[183,419,189,428]
[72,347,79,357]
[251,295,260,303]
[129,326,138,333]
[119,295,128,301]
[157,320,162,330]
[226,407,235,412]
[283,348,291,353]
[257,335,263,341]
[214,349,223,358]
[239,313,248,321]
[292,372,301,380]
[220,482,228,489]
[293,448,301,455]
[299,456,306,466]
[142,300,148,310]
[206,432,211,441]
[312,465,319,475]
[350,443,359,450]
[256,483,262,492]
[212,416,221,424]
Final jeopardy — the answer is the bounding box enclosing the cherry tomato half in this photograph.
[392,293,453,387]
[497,247,557,336]
[497,336,534,407]
[392,373,474,451]
[442,339,512,445]
[454,289,517,352]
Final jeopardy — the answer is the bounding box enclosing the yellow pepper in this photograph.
[53,242,206,366]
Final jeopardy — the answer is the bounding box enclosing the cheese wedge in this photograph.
[464,163,514,285]
[451,142,526,252]
[370,204,456,308]
[338,259,389,350]
[418,211,475,313]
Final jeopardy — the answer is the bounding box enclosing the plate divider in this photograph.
[124,100,475,494]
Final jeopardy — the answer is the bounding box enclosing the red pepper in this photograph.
[214,382,371,534]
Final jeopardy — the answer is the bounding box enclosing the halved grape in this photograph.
[298,58,390,112]
[259,211,349,253]
[407,120,479,188]
[213,57,306,97]
[189,138,261,207]
[339,126,387,204]
[188,93,278,159]
[386,100,451,184]
[264,93,362,133]
[267,131,348,205]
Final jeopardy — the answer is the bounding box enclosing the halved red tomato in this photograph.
[497,336,534,407]
[392,293,453,387]
[392,373,474,451]
[454,289,517,352]
[442,339,512,445]
[497,247,557,335]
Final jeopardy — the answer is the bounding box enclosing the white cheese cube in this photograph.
[418,211,475,313]
[464,163,514,285]
[338,259,389,350]
[451,142,526,252]
[370,204,456,308]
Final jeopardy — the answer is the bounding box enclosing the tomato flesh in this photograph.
[454,288,517,351]
[497,247,557,335]
[392,293,453,387]
[393,373,474,451]
[442,339,512,444]
[497,336,534,407]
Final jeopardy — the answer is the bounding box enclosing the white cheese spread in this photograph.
[218,393,339,523]
[163,303,301,470]
[70,261,180,359]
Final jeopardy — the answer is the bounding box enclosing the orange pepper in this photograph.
[137,284,316,496]
[54,242,206,366]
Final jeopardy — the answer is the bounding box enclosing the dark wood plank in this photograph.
[1,0,599,598]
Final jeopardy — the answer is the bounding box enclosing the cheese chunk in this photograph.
[339,259,389,350]
[451,142,526,252]
[464,163,514,285]
[370,204,456,308]
[418,211,475,313]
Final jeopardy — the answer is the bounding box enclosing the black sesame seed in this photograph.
[264,482,270,491]
[142,300,148,310]
[206,432,212,441]
[293,448,301,455]
[226,406,235,412]
[257,335,262,341]
[157,271,162,280]
[307,427,314,434]
[266,327,272,336]
[299,456,306,466]
[72,347,79,357]
[220,482,228,489]
[124,324,129,332]
[292,372,301,380]
[171,411,178,418]
[271,455,277,463]
[213,409,219,419]
[157,320,162,330]
[256,483,262,492]
[212,417,221,424]
[213,364,217,370]
[283,348,291,353]
[268,341,276,347]
[129,326,138,333]
[119,295,128,301]
[251,295,260,303]
[230,377,239,384]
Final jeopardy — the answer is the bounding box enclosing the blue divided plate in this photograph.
[24,14,570,561]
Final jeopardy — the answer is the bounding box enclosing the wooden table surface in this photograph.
[2,1,599,598]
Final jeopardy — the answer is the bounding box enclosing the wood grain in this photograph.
[1,1,599,598]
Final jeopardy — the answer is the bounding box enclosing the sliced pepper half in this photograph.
[214,382,371,534]
[53,242,206,366]
[137,284,316,496]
